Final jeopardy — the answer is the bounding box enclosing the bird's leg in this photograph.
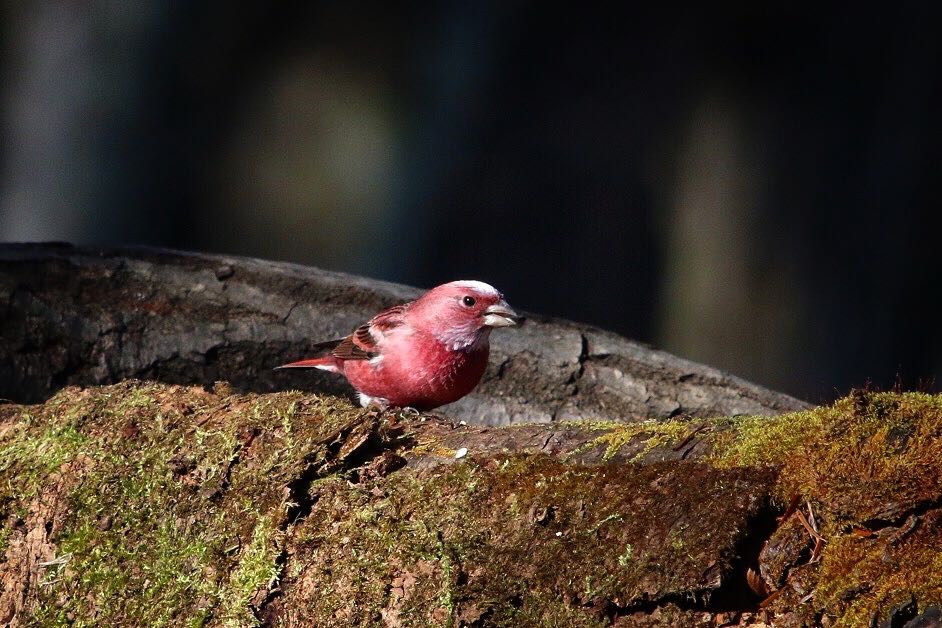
[358,392,390,411]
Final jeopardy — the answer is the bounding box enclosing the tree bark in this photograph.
[0,243,807,424]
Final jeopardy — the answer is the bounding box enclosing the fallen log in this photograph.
[0,243,807,424]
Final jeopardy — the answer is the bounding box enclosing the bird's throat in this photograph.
[435,325,491,352]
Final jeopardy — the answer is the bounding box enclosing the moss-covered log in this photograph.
[0,243,807,424]
[1,383,941,626]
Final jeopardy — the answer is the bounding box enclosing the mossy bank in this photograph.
[1,383,940,626]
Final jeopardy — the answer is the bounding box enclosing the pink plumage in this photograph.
[278,280,519,410]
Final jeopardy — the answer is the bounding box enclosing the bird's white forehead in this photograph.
[451,280,500,296]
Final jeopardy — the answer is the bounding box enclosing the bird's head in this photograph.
[410,280,520,350]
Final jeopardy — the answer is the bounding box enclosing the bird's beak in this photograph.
[482,300,520,327]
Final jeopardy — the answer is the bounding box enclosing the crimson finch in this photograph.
[278,280,519,410]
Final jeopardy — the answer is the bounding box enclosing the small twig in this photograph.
[589,513,623,532]
[778,494,801,524]
[888,515,920,546]
[759,587,784,608]
[795,509,825,543]
[806,501,819,534]
[37,553,71,567]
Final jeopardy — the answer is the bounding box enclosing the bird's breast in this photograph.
[344,334,490,409]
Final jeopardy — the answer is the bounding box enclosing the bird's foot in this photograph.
[358,392,390,410]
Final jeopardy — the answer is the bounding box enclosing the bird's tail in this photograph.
[275,356,342,373]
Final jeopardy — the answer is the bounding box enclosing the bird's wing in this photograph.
[330,303,409,361]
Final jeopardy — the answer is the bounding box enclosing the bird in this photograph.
[277,280,519,411]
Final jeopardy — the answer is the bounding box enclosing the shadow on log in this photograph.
[0,244,807,424]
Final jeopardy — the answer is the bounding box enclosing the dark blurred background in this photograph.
[1,2,940,403]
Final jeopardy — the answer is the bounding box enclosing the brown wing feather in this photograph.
[329,303,409,361]
[368,304,408,331]
[354,324,377,348]
[330,335,374,360]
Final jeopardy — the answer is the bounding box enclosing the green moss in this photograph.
[715,391,942,525]
[40,449,221,625]
[616,543,634,568]
[811,510,942,627]
[219,515,282,627]
[0,382,372,627]
[713,391,942,622]
[5,383,942,626]
[564,419,693,461]
[0,415,89,503]
[0,525,10,556]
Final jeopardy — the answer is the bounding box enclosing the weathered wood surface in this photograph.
[0,243,808,424]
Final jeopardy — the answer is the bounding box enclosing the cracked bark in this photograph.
[0,243,808,425]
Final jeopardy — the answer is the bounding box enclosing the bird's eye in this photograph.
[462,296,476,307]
